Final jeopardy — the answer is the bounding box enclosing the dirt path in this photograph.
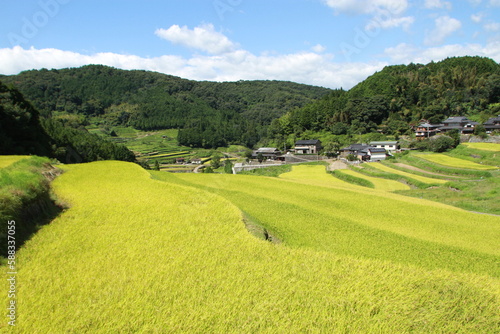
[327,160,348,171]
[393,163,462,178]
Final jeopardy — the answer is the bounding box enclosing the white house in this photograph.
[369,141,399,153]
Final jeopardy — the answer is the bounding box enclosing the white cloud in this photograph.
[384,41,500,64]
[425,16,462,46]
[424,0,452,10]
[312,44,327,53]
[155,24,237,55]
[471,13,484,23]
[365,16,415,31]
[322,0,408,15]
[490,0,500,6]
[0,46,387,89]
[484,22,500,31]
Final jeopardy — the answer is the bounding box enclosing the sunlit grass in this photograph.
[0,156,28,169]
[2,160,499,332]
[367,162,448,184]
[336,168,410,191]
[415,153,498,170]
[462,142,500,152]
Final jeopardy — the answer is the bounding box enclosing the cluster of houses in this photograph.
[251,140,322,161]
[252,140,399,162]
[231,115,500,165]
[415,116,500,139]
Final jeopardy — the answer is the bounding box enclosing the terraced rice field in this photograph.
[2,160,498,332]
[336,168,410,191]
[0,156,28,169]
[462,142,500,152]
[367,162,449,185]
[415,153,498,170]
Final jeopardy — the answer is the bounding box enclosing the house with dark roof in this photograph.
[362,147,387,161]
[369,141,399,152]
[340,144,370,157]
[341,143,388,161]
[484,115,500,133]
[251,147,282,160]
[415,121,442,139]
[294,140,322,154]
[440,116,479,134]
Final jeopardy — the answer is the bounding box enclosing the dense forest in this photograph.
[2,57,499,152]
[0,81,135,163]
[0,66,330,148]
[267,56,500,144]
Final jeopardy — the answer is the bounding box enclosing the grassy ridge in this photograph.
[462,142,500,152]
[2,160,499,332]
[162,167,500,277]
[0,156,61,256]
[366,162,449,185]
[415,153,498,170]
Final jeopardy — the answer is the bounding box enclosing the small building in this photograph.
[369,141,399,152]
[363,147,387,161]
[415,122,442,139]
[440,116,479,134]
[340,144,370,157]
[251,147,282,160]
[176,157,185,164]
[484,115,500,133]
[191,158,202,164]
[294,140,322,154]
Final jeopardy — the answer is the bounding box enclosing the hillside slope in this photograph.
[1,65,331,148]
[268,56,500,139]
[2,160,498,332]
[0,81,135,162]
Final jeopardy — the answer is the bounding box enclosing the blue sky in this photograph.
[1,0,499,89]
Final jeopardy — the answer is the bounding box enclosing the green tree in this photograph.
[211,153,222,169]
[154,160,160,171]
[224,159,233,174]
[257,152,264,163]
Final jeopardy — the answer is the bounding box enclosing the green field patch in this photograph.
[5,160,498,332]
[367,162,449,185]
[0,155,29,168]
[462,142,500,152]
[336,169,410,191]
[415,153,498,170]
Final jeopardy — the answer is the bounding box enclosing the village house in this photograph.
[369,141,399,153]
[251,147,282,160]
[484,115,500,133]
[294,140,322,154]
[362,147,387,161]
[438,116,479,134]
[341,143,388,161]
[415,121,442,139]
[340,144,370,157]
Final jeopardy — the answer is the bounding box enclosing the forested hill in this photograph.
[0,81,135,163]
[1,65,331,148]
[268,56,500,140]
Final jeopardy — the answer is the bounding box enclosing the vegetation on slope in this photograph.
[159,168,500,278]
[0,81,136,163]
[0,156,62,257]
[1,65,330,148]
[2,160,498,332]
[267,56,500,145]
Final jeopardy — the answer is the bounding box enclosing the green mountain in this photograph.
[268,56,500,140]
[0,81,135,163]
[1,65,331,148]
